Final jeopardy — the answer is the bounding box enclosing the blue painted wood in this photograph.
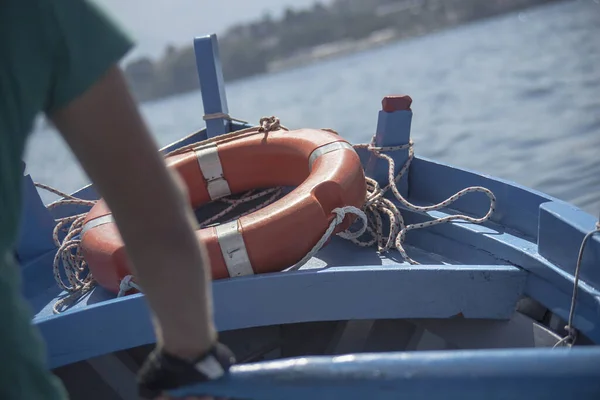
[526,275,600,343]
[408,156,557,239]
[390,220,505,266]
[15,174,57,264]
[39,293,157,368]
[396,201,600,314]
[35,265,525,368]
[365,104,412,197]
[20,250,59,300]
[167,347,600,400]
[17,33,600,398]
[42,128,211,220]
[538,201,600,288]
[158,127,209,156]
[194,34,230,138]
[211,265,525,327]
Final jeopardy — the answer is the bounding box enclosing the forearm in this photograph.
[49,66,216,358]
[108,160,216,356]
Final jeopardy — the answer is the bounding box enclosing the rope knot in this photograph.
[287,206,368,272]
[259,116,281,133]
[333,206,368,240]
[118,275,140,297]
[565,325,576,336]
[332,208,347,225]
[564,325,577,339]
[120,274,134,288]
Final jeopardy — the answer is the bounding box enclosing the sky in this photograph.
[99,0,329,61]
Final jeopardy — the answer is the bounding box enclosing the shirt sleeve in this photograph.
[45,0,135,113]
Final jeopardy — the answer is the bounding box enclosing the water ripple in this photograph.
[25,0,600,215]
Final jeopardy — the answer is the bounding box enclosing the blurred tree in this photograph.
[123,0,560,103]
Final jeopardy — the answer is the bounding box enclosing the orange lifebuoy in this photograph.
[80,128,367,294]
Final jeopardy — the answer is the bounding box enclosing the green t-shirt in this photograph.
[0,0,133,253]
[0,1,134,398]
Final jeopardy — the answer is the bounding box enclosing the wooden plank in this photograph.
[408,156,555,239]
[166,347,600,400]
[329,320,375,355]
[15,174,59,263]
[363,319,418,352]
[193,34,230,138]
[364,96,412,196]
[52,360,120,400]
[404,325,426,351]
[20,250,59,300]
[37,264,526,368]
[87,354,138,400]
[538,201,600,288]
[413,330,449,351]
[516,297,547,321]
[410,312,561,350]
[281,321,339,358]
[220,325,281,363]
[397,204,600,313]
[213,265,526,328]
[525,275,600,344]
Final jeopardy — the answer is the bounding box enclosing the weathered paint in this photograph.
[396,187,600,316]
[538,201,600,288]
[15,173,57,264]
[35,264,525,368]
[193,34,230,138]
[363,95,412,197]
[409,156,556,239]
[167,347,600,399]
[12,29,600,400]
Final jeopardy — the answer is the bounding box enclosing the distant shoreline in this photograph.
[123,0,563,104]
[266,28,398,73]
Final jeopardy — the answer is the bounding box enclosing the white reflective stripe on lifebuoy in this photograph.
[215,220,254,277]
[308,141,355,171]
[81,214,114,236]
[194,143,231,200]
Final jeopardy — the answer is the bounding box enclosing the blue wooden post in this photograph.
[194,34,231,138]
[15,164,57,265]
[537,202,600,289]
[365,96,413,198]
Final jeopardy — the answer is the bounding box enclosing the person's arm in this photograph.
[49,65,216,360]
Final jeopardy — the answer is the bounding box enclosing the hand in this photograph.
[138,342,235,400]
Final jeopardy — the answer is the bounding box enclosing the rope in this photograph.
[202,112,248,125]
[351,135,496,264]
[165,116,289,158]
[35,115,497,312]
[117,275,143,297]
[287,206,368,271]
[33,183,98,313]
[553,221,600,348]
[38,117,289,312]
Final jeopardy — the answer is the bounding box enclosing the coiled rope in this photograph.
[36,116,496,313]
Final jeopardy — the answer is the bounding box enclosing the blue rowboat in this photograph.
[17,34,600,399]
